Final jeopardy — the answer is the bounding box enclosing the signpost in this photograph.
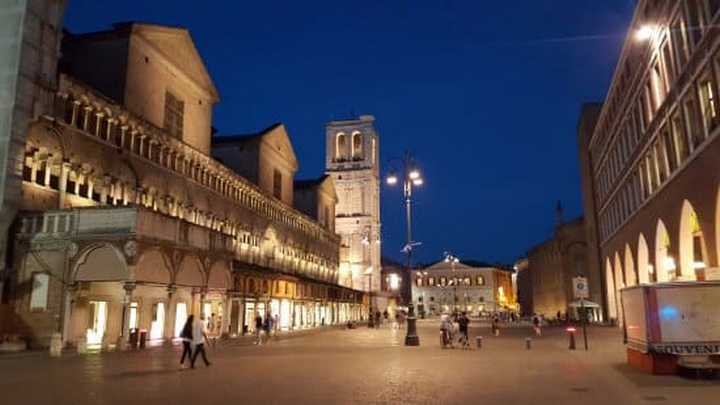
[573,276,589,351]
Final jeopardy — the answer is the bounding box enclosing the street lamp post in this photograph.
[444,252,459,314]
[386,151,423,346]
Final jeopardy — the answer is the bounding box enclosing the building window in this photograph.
[273,169,282,200]
[476,276,484,286]
[164,91,184,139]
[30,273,50,310]
[655,141,668,183]
[416,277,423,287]
[684,93,704,150]
[698,75,717,136]
[686,0,708,47]
[440,277,447,286]
[672,110,690,164]
[335,133,346,161]
[651,64,666,108]
[352,132,363,160]
[428,277,435,286]
[662,125,677,173]
[671,16,690,73]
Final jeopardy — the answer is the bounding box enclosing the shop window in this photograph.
[30,273,49,310]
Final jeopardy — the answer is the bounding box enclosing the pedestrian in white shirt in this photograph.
[191,314,211,368]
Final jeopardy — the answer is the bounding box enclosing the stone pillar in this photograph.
[30,152,39,183]
[135,187,144,205]
[117,282,136,350]
[220,294,231,337]
[164,285,177,343]
[58,160,71,208]
[43,158,52,187]
[100,175,111,205]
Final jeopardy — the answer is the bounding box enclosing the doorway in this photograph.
[150,302,165,340]
[86,301,108,346]
[174,302,187,337]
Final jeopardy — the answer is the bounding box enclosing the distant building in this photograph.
[514,258,532,316]
[411,259,515,317]
[578,0,720,325]
[525,207,602,321]
[325,116,381,292]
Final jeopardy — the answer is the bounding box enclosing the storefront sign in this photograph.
[651,343,720,355]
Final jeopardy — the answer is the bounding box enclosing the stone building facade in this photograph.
[0,16,365,349]
[579,0,720,324]
[526,215,601,321]
[411,260,516,317]
[325,116,381,292]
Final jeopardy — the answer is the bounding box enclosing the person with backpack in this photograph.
[179,315,194,370]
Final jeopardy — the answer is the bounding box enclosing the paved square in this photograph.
[1,322,719,404]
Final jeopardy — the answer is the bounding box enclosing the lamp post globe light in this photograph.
[385,151,424,346]
[444,252,460,313]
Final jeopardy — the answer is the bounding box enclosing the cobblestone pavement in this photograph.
[1,322,719,404]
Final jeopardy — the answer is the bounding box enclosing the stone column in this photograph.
[43,158,52,187]
[100,175,111,205]
[135,186,144,205]
[58,160,71,208]
[117,282,136,351]
[220,294,231,337]
[164,285,177,343]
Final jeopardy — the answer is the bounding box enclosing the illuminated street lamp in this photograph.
[385,151,424,346]
[635,24,656,42]
[444,252,460,313]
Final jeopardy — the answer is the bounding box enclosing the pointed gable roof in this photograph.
[213,123,299,171]
[129,23,219,102]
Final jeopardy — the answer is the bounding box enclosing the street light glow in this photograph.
[412,178,423,186]
[386,175,398,185]
[636,25,656,42]
[409,170,420,180]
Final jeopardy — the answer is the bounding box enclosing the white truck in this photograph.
[620,282,720,373]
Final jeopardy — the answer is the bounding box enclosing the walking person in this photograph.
[191,314,211,368]
[532,313,542,337]
[458,311,470,349]
[492,314,501,337]
[178,315,194,370]
[264,311,273,341]
[254,312,264,345]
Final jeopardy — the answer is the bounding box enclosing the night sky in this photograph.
[63,0,636,266]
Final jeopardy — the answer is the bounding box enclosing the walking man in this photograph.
[458,311,470,348]
[254,312,263,345]
[179,315,194,370]
[191,314,211,368]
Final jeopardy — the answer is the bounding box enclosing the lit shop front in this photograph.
[233,265,367,335]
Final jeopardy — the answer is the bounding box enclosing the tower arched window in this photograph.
[335,133,346,161]
[352,132,363,160]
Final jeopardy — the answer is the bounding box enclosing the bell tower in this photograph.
[325,115,381,292]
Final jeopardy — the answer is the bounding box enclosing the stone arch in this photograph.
[624,244,637,286]
[335,132,346,160]
[175,255,205,287]
[351,131,362,159]
[135,248,172,284]
[679,200,705,281]
[207,260,231,289]
[605,258,617,320]
[655,219,674,282]
[73,243,128,282]
[613,252,624,326]
[638,233,650,284]
[27,122,67,159]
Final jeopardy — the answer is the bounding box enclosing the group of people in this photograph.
[178,314,212,369]
[371,309,407,329]
[254,311,279,345]
[439,311,471,349]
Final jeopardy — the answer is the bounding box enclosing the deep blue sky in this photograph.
[64,0,636,265]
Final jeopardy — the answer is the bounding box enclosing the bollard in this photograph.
[567,327,576,350]
[476,336,483,349]
[526,337,532,350]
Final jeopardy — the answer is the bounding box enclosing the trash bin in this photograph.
[129,328,139,349]
[138,329,147,349]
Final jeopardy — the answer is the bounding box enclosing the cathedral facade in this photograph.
[0,4,365,350]
[325,116,381,292]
